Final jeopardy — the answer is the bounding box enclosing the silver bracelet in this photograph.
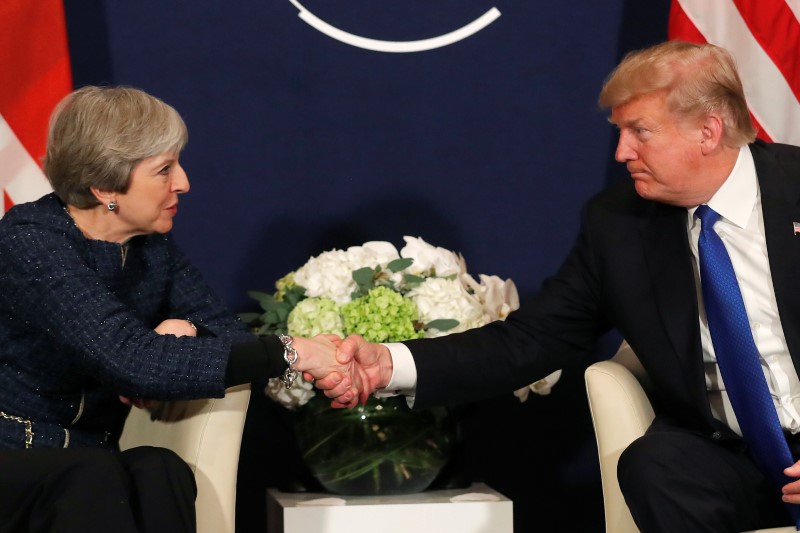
[278,334,298,389]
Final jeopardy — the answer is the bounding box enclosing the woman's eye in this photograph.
[158,166,170,175]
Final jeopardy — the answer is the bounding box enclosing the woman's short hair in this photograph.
[43,85,188,208]
[598,40,757,147]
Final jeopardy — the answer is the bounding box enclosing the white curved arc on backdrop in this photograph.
[288,1,501,53]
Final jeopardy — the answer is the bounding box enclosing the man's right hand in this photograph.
[314,334,394,407]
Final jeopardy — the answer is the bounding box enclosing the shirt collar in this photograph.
[688,145,757,229]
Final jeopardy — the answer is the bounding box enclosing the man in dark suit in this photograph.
[316,40,800,532]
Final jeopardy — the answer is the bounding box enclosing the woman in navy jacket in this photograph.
[0,86,349,532]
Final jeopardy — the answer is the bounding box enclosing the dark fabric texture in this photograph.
[226,336,287,387]
[618,418,792,532]
[0,446,196,533]
[0,193,256,449]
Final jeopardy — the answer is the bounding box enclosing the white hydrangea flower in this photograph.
[408,277,489,338]
[293,242,400,304]
[400,236,463,278]
[293,250,358,304]
[264,376,316,410]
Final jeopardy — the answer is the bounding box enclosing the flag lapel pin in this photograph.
[794,222,800,235]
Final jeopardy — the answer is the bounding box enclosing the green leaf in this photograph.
[283,286,307,306]
[238,312,261,324]
[425,319,460,332]
[274,305,290,323]
[247,290,275,310]
[352,266,376,296]
[352,266,375,286]
[403,274,425,288]
[387,258,413,272]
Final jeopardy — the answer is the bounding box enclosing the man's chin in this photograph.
[633,180,654,199]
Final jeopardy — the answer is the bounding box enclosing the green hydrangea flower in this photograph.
[287,297,344,338]
[274,272,296,302]
[341,286,424,343]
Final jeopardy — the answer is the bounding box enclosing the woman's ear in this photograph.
[90,187,116,208]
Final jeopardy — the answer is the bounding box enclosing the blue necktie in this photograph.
[696,204,800,527]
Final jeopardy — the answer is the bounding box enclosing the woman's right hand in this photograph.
[121,319,198,410]
[154,319,197,337]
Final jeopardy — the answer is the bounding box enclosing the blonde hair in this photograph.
[43,85,188,208]
[598,40,756,147]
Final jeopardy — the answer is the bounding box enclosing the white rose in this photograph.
[400,236,463,278]
[408,277,490,338]
[352,241,400,266]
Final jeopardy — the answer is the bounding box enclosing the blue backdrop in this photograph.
[63,2,670,531]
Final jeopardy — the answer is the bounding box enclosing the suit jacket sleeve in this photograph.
[405,201,613,409]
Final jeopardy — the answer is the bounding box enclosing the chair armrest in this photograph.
[585,360,655,533]
[118,384,251,533]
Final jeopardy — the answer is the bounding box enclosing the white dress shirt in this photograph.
[383,146,800,434]
[689,146,800,435]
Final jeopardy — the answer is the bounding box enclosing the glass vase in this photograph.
[294,394,453,496]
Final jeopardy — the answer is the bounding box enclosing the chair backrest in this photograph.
[118,384,251,533]
[585,344,795,533]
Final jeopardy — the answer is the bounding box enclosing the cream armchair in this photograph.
[584,343,794,533]
[118,384,251,533]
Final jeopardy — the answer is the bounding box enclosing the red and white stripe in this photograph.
[670,0,800,145]
[0,0,72,216]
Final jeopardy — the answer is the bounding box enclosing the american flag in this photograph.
[669,0,800,146]
[0,0,72,217]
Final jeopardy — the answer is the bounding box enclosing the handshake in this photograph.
[291,334,396,409]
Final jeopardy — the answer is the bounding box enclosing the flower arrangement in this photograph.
[242,236,561,495]
[243,236,560,408]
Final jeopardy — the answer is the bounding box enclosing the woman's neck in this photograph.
[65,205,130,244]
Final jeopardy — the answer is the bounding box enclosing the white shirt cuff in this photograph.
[373,342,417,399]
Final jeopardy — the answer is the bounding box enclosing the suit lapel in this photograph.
[756,145,800,366]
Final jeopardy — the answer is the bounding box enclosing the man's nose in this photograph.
[615,134,636,163]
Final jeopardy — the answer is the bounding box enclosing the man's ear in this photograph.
[700,113,724,155]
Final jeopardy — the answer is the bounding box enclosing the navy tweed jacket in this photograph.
[0,194,254,449]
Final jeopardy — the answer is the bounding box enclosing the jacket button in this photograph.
[711,431,722,440]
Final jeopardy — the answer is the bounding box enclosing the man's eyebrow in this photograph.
[608,116,644,128]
